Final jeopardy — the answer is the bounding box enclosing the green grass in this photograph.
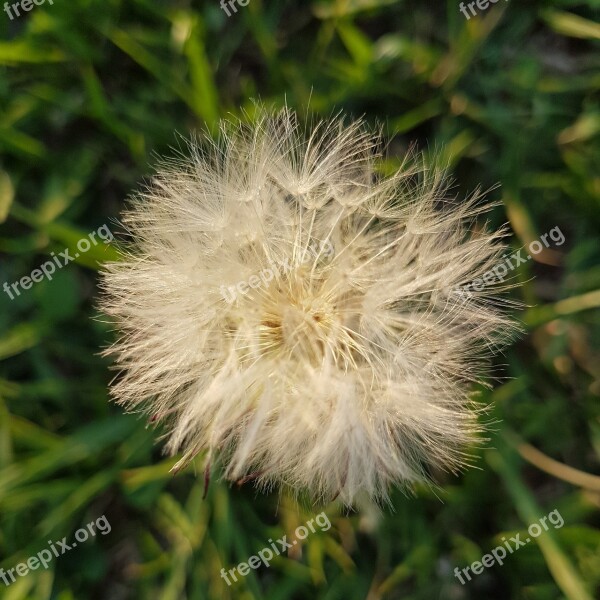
[1,1,599,598]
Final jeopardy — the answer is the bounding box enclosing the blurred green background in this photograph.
[1,1,599,598]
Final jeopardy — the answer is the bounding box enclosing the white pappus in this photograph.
[99,108,519,505]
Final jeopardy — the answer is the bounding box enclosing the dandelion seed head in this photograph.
[100,108,519,505]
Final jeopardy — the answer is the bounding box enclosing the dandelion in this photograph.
[99,109,519,505]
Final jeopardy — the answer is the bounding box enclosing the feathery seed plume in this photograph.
[100,109,518,505]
